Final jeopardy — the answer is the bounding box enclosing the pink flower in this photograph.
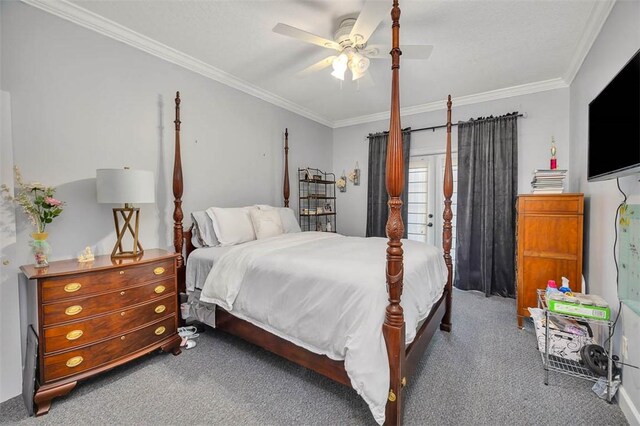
[44,197,62,206]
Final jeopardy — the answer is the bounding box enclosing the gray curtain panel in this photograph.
[366,129,411,238]
[454,114,518,297]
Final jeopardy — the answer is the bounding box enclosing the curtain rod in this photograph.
[367,112,527,138]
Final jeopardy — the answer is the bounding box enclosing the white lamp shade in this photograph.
[96,169,155,204]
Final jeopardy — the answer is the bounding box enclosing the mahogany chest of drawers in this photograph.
[21,249,182,416]
[516,194,584,327]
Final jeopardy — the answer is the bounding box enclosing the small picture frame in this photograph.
[324,203,332,212]
[316,206,324,214]
[312,174,322,181]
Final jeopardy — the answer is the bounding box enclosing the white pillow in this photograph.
[206,207,256,247]
[256,205,301,234]
[249,208,284,239]
[279,208,301,233]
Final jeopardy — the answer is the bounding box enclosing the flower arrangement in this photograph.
[336,177,347,189]
[1,166,65,233]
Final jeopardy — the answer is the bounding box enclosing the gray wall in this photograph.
[333,88,570,237]
[569,0,640,419]
[0,1,332,401]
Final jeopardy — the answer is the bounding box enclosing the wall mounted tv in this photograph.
[588,49,640,182]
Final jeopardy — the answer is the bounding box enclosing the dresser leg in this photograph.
[34,381,77,416]
[160,335,182,356]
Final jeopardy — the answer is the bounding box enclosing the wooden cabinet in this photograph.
[516,194,584,328]
[21,249,182,416]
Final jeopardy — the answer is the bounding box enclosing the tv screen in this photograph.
[588,49,640,182]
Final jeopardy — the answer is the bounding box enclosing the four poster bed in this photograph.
[171,1,454,424]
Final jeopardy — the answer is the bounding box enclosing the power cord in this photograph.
[602,178,639,370]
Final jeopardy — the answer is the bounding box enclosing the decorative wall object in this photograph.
[337,175,347,192]
[349,162,361,186]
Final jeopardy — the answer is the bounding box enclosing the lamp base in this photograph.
[111,206,144,259]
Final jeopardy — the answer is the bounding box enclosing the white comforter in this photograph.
[200,232,447,424]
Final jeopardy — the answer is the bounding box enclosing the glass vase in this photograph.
[31,232,51,268]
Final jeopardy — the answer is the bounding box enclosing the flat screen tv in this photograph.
[588,49,640,182]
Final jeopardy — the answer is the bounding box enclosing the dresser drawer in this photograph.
[43,294,176,354]
[41,259,175,302]
[42,278,176,326]
[42,316,176,383]
[518,195,583,215]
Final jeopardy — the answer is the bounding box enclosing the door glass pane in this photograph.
[407,165,428,242]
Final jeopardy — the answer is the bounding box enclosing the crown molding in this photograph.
[20,0,334,128]
[563,0,616,85]
[333,78,568,128]
[21,0,608,130]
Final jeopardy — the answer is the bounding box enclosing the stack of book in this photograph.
[531,169,567,194]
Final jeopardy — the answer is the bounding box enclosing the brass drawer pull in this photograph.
[121,336,126,340]
[64,282,82,293]
[120,291,125,296]
[66,356,84,368]
[153,267,165,275]
[66,330,83,341]
[154,285,166,294]
[154,305,166,314]
[65,305,83,316]
[119,271,125,275]
[154,326,166,336]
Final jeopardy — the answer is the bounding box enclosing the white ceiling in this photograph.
[46,0,609,127]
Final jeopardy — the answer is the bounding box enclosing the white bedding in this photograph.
[186,246,233,291]
[199,232,447,425]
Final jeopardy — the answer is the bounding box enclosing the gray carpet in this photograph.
[1,289,628,425]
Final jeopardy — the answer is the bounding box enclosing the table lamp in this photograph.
[96,168,155,259]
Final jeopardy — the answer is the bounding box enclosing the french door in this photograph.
[407,153,458,265]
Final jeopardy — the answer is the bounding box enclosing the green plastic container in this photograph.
[548,299,610,320]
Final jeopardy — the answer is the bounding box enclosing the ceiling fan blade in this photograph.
[366,45,434,60]
[349,1,390,44]
[297,56,337,76]
[273,23,341,50]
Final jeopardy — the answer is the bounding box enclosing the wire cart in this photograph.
[537,289,614,402]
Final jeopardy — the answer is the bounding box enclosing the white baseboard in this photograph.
[620,386,640,426]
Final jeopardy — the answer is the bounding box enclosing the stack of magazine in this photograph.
[531,169,567,194]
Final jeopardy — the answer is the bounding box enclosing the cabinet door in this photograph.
[518,257,580,317]
[521,215,581,258]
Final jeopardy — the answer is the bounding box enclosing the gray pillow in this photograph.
[191,211,219,247]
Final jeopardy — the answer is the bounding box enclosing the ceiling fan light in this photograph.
[351,53,370,73]
[331,68,346,81]
[331,53,348,80]
[333,53,348,68]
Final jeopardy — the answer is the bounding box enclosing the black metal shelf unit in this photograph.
[298,167,336,232]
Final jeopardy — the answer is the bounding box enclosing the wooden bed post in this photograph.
[383,1,406,424]
[440,95,453,332]
[283,128,290,208]
[172,92,185,290]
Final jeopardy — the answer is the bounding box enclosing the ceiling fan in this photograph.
[273,1,433,82]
